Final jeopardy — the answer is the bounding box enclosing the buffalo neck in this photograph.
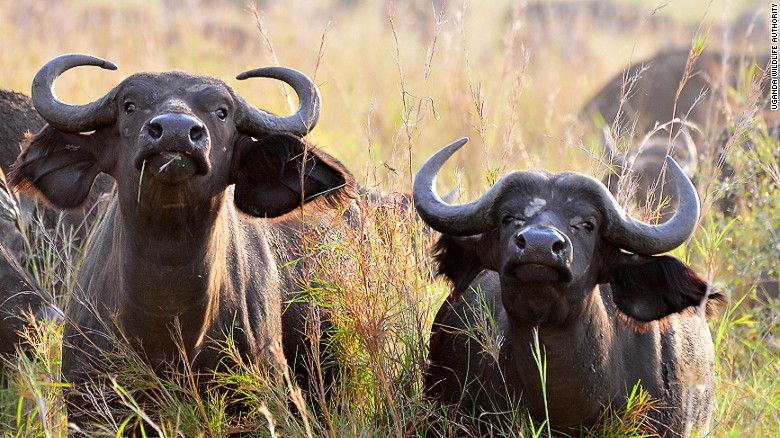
[114,192,234,309]
[501,287,622,429]
[107,192,242,366]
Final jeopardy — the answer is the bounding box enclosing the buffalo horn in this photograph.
[235,67,321,137]
[596,155,700,254]
[414,138,521,236]
[414,138,700,255]
[31,53,118,133]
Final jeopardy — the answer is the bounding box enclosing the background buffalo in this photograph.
[0,90,63,376]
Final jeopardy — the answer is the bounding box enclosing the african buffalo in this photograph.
[414,138,724,435]
[11,54,356,426]
[0,90,63,370]
[581,49,771,156]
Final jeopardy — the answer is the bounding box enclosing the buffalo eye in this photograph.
[571,218,595,233]
[123,102,136,115]
[215,108,228,121]
[502,215,525,226]
[582,220,595,232]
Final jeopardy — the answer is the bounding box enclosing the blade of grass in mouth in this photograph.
[137,159,147,204]
[158,152,183,172]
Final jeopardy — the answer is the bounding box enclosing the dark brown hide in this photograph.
[0,90,38,260]
[0,248,62,359]
[11,58,355,428]
[416,139,724,435]
[0,90,64,368]
[582,49,771,156]
[0,90,43,173]
[0,89,113,245]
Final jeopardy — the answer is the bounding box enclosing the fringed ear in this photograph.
[10,126,104,210]
[433,231,500,297]
[231,134,357,218]
[604,253,725,323]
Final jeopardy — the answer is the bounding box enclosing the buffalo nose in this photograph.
[146,114,207,148]
[515,228,569,259]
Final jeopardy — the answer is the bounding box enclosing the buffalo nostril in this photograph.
[552,239,566,256]
[190,124,205,142]
[147,122,163,140]
[515,233,526,249]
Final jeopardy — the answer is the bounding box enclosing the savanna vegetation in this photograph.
[0,0,777,436]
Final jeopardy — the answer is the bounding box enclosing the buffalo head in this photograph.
[415,137,705,324]
[12,54,328,228]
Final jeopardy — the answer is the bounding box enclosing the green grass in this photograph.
[1,0,778,436]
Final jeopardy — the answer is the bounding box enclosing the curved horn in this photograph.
[416,139,699,253]
[575,155,700,255]
[31,54,118,133]
[602,125,628,169]
[673,127,698,176]
[235,66,321,137]
[413,138,525,236]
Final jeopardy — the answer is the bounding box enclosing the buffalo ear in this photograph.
[10,126,104,210]
[433,232,500,296]
[603,253,723,322]
[232,134,356,218]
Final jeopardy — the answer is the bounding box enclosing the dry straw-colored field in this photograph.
[0,0,778,436]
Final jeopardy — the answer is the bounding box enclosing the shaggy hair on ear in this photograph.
[608,255,727,329]
[10,126,101,210]
[432,233,492,299]
[234,134,358,219]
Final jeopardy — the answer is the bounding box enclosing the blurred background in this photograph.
[0,0,770,181]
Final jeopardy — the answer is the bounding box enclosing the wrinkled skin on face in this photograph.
[475,182,602,326]
[415,140,724,435]
[11,57,356,428]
